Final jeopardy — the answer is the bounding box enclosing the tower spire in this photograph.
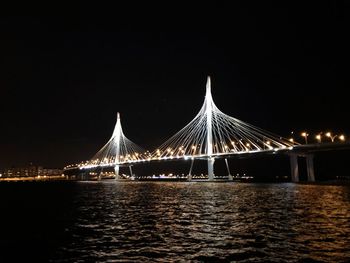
[206,76,211,95]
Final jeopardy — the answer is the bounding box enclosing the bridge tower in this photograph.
[113,112,122,179]
[150,76,296,182]
[80,112,146,180]
[205,76,215,181]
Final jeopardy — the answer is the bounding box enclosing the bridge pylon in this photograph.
[114,112,122,179]
[77,112,148,180]
[205,76,215,181]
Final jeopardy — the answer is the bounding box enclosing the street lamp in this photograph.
[301,132,309,144]
[339,134,345,141]
[288,131,295,144]
[325,132,337,142]
[315,134,322,143]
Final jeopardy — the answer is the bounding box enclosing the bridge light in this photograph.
[326,132,338,142]
[316,134,322,143]
[301,132,309,144]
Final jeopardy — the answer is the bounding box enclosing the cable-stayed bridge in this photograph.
[64,77,350,182]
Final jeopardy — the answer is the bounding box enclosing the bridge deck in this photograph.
[64,142,350,171]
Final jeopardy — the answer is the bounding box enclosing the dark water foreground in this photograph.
[0,181,349,262]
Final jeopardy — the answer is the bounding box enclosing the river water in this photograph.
[0,181,349,262]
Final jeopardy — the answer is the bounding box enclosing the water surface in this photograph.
[0,181,349,262]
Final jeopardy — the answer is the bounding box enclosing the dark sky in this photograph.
[0,2,347,169]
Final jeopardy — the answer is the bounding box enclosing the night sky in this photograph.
[0,2,347,169]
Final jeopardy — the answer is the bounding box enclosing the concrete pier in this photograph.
[290,154,299,182]
[129,165,134,178]
[188,158,194,181]
[114,165,120,180]
[306,154,315,182]
[290,154,316,182]
[225,158,233,180]
[208,157,215,181]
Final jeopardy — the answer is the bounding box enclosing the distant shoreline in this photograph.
[0,175,70,182]
[1,177,349,185]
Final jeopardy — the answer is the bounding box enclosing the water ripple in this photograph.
[1,181,349,262]
[50,182,350,262]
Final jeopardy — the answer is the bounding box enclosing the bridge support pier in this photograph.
[129,165,134,178]
[208,157,215,181]
[290,154,299,183]
[290,154,316,182]
[188,158,194,181]
[225,158,233,181]
[114,165,120,180]
[306,154,315,182]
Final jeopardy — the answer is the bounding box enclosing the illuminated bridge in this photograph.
[64,77,350,182]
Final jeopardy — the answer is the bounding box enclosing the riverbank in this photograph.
[0,175,70,182]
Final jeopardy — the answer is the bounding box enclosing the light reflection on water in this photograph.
[56,182,350,262]
[0,181,349,262]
